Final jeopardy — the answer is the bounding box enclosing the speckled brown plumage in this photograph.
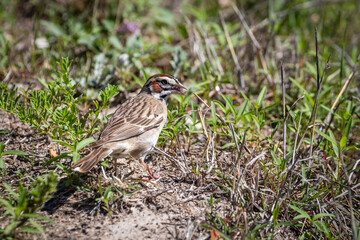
[72,74,186,177]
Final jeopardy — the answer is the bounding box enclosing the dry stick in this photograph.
[230,123,240,153]
[175,134,186,166]
[219,11,244,89]
[200,131,212,163]
[230,126,245,202]
[3,69,12,84]
[184,16,206,66]
[232,4,274,86]
[281,63,286,161]
[229,122,240,201]
[198,25,224,76]
[232,4,260,49]
[193,92,251,154]
[339,149,357,240]
[316,65,360,153]
[198,109,208,138]
[153,147,188,174]
[269,111,303,225]
[309,28,321,162]
[324,54,360,125]
[234,130,248,203]
[296,54,331,156]
[205,131,217,174]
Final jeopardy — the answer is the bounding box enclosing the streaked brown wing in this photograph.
[90,93,164,148]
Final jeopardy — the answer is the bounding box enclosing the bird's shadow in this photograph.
[41,174,94,215]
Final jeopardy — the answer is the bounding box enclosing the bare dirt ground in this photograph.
[0,108,217,239]
[1,107,300,240]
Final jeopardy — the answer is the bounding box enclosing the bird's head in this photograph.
[141,74,187,101]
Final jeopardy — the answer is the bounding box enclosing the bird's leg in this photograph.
[114,157,118,176]
[139,159,160,179]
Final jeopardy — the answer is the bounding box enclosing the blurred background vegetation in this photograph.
[0,0,359,239]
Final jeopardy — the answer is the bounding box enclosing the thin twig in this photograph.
[270,111,303,224]
[339,147,357,240]
[232,4,274,86]
[219,11,244,89]
[324,54,360,125]
[281,63,286,161]
[309,28,326,160]
[153,147,188,174]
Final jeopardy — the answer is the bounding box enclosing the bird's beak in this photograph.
[172,82,187,95]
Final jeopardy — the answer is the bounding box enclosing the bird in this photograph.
[72,74,187,178]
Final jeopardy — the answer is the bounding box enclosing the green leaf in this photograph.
[273,203,280,223]
[0,158,4,170]
[0,130,11,134]
[221,95,236,117]
[240,91,254,110]
[314,129,338,147]
[3,182,19,199]
[72,152,80,162]
[340,117,352,149]
[16,187,28,217]
[211,101,217,127]
[236,99,248,120]
[109,36,123,50]
[4,221,18,235]
[290,205,310,220]
[314,221,330,235]
[0,142,5,153]
[22,213,54,222]
[40,20,66,36]
[132,74,145,87]
[213,100,226,115]
[23,219,44,233]
[20,226,42,234]
[51,139,75,151]
[328,130,339,157]
[312,213,335,221]
[3,150,28,156]
[104,186,113,199]
[222,142,235,149]
[0,199,15,216]
[255,86,267,109]
[43,152,70,167]
[76,138,96,152]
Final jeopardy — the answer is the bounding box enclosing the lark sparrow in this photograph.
[72,74,186,178]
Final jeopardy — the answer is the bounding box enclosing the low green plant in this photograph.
[290,205,335,239]
[0,57,119,166]
[0,83,20,116]
[14,58,118,143]
[95,185,116,218]
[0,142,28,174]
[0,172,58,238]
[201,195,231,240]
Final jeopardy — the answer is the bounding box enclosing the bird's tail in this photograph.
[72,147,112,173]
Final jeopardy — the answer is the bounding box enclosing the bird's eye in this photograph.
[161,79,168,85]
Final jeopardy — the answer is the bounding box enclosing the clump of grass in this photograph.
[0,172,58,238]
